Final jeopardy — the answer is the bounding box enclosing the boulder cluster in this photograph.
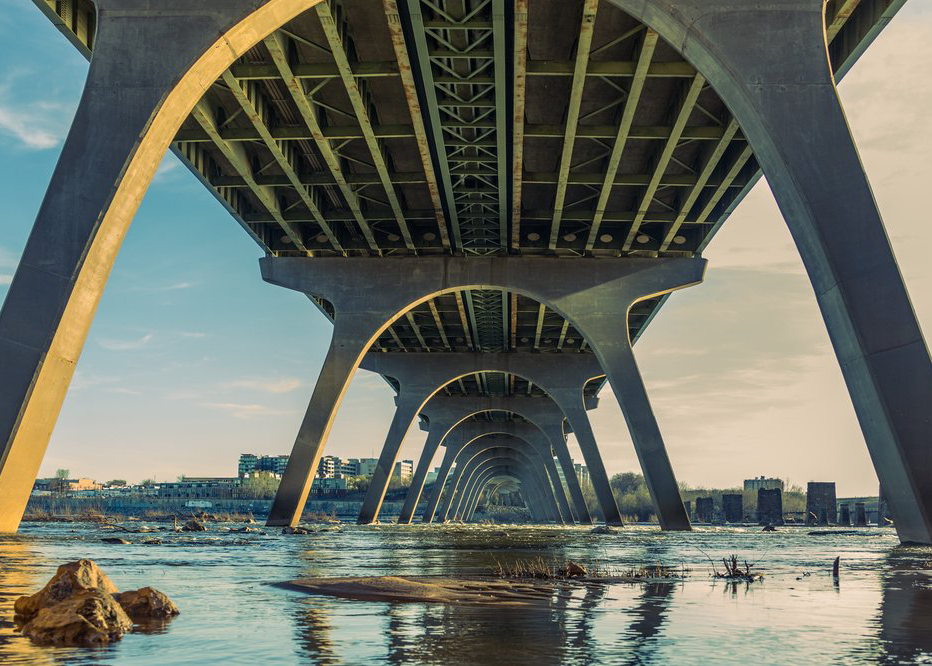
[14,559,178,646]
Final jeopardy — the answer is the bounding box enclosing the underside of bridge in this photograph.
[34,0,893,361]
[6,0,928,541]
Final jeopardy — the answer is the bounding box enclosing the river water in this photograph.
[0,522,929,664]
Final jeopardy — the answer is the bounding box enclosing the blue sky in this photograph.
[2,1,931,494]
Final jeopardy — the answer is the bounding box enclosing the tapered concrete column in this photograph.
[445,439,558,523]
[367,353,604,524]
[422,412,571,523]
[407,393,586,524]
[454,451,552,522]
[466,470,527,522]
[422,441,459,523]
[397,411,452,524]
[263,258,704,529]
[0,0,321,532]
[417,395,594,524]
[606,0,932,544]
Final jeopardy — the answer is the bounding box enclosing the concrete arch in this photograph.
[467,474,511,522]
[468,467,536,522]
[422,398,591,524]
[419,411,576,523]
[0,0,326,531]
[437,436,552,522]
[466,468,533,523]
[262,254,703,529]
[354,352,606,525]
[437,435,560,524]
[417,402,588,525]
[435,423,569,523]
[449,448,554,523]
[603,0,932,543]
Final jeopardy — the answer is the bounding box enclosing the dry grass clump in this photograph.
[491,557,687,581]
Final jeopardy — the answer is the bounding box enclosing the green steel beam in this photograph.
[659,118,740,252]
[220,71,350,253]
[383,0,451,251]
[189,99,310,254]
[548,0,599,250]
[493,0,508,251]
[511,0,528,250]
[585,30,658,252]
[623,73,706,251]
[317,1,415,250]
[264,33,378,255]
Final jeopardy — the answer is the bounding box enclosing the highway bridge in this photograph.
[2,0,929,544]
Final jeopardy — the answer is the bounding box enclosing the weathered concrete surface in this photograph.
[406,393,593,526]
[606,0,932,544]
[441,439,557,523]
[358,352,594,525]
[262,255,704,529]
[0,0,325,533]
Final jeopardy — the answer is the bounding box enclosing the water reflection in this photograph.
[875,548,932,664]
[0,538,55,665]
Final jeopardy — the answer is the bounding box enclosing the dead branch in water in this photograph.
[711,554,763,582]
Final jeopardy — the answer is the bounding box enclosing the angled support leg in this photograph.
[458,454,552,522]
[263,257,705,530]
[0,0,319,532]
[423,442,458,523]
[356,388,426,524]
[607,0,932,544]
[267,315,384,526]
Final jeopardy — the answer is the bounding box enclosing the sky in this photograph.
[0,1,930,495]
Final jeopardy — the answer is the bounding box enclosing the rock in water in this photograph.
[562,561,587,577]
[282,526,312,535]
[590,525,616,534]
[20,590,133,646]
[114,587,180,621]
[101,537,130,545]
[15,559,119,622]
[182,520,206,532]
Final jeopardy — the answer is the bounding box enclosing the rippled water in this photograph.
[1,522,929,664]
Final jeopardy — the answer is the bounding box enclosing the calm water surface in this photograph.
[0,522,929,664]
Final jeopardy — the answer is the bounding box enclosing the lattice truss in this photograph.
[34,0,885,399]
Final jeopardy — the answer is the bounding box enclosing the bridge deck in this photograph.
[32,0,902,403]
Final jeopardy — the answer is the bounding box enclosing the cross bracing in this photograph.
[34,0,894,400]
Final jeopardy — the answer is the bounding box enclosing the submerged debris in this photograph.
[710,555,763,583]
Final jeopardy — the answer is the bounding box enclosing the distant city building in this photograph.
[393,460,413,481]
[353,459,378,478]
[318,456,360,479]
[553,458,590,488]
[743,476,784,493]
[238,453,289,478]
[33,477,102,493]
[159,477,240,500]
[425,468,440,485]
[310,477,347,495]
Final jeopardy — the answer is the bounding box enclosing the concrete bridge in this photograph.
[1,0,928,544]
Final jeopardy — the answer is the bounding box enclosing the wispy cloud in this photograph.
[0,274,11,285]
[203,402,291,419]
[97,333,154,351]
[152,155,182,183]
[0,78,72,150]
[225,377,304,394]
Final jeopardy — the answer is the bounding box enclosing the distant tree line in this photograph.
[576,472,807,522]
